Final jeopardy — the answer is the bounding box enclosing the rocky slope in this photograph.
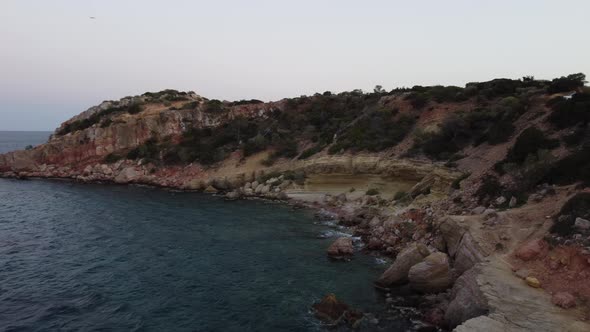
[2,75,590,331]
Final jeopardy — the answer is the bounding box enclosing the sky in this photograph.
[1,0,589,131]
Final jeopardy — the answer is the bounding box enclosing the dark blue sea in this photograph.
[0,131,51,154]
[0,132,401,331]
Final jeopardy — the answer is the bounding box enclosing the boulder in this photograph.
[203,185,218,194]
[312,294,363,327]
[254,183,264,194]
[574,217,590,230]
[409,173,436,198]
[515,239,547,261]
[472,206,486,215]
[260,185,270,195]
[440,217,467,258]
[376,243,430,287]
[495,196,507,206]
[251,181,259,189]
[327,237,354,259]
[277,192,289,200]
[445,267,489,328]
[408,252,452,293]
[453,232,486,275]
[525,276,541,288]
[551,292,576,309]
[225,190,242,199]
[509,196,518,208]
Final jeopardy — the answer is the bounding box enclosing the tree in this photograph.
[373,85,384,93]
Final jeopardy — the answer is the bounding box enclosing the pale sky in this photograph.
[1,0,589,131]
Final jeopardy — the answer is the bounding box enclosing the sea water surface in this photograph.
[0,132,398,331]
[0,131,51,154]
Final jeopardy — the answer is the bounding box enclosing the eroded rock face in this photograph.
[327,237,354,259]
[454,232,486,275]
[408,252,452,293]
[375,243,430,287]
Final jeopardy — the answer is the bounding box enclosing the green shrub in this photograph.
[475,175,503,202]
[504,127,559,164]
[366,188,379,196]
[104,153,122,163]
[204,99,224,112]
[547,92,590,129]
[298,144,324,159]
[547,73,586,94]
[394,191,408,200]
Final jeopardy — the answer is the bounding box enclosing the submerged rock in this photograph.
[376,243,430,287]
[312,294,363,327]
[327,237,354,260]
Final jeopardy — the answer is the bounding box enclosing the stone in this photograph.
[277,192,289,200]
[225,190,241,199]
[509,196,517,208]
[424,307,445,327]
[440,217,467,258]
[254,183,264,194]
[495,196,507,206]
[408,252,452,293]
[312,294,363,327]
[375,243,430,287]
[472,206,486,215]
[574,217,590,230]
[251,181,259,189]
[244,182,252,189]
[514,269,530,279]
[410,173,437,198]
[482,209,498,220]
[454,232,486,275]
[552,292,576,309]
[203,185,218,193]
[445,267,489,328]
[327,237,354,259]
[260,185,270,195]
[525,276,541,288]
[515,239,546,261]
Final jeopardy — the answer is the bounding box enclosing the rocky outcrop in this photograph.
[408,252,452,293]
[375,243,430,287]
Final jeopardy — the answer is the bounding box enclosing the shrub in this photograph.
[394,191,408,200]
[104,153,122,163]
[298,144,324,159]
[126,138,160,161]
[547,73,586,94]
[504,127,559,164]
[475,175,503,202]
[366,188,379,196]
[204,99,224,112]
[547,92,590,129]
[24,145,33,150]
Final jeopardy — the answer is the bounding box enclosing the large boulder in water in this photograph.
[408,252,452,293]
[375,243,430,287]
[312,294,363,327]
[327,237,354,259]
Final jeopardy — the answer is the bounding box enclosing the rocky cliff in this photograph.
[2,74,590,331]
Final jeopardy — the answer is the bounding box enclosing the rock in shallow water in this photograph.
[376,243,430,287]
[327,237,354,260]
[312,294,363,327]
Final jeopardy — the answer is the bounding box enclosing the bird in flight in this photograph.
[89,16,96,19]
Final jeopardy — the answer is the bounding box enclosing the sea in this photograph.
[0,131,408,331]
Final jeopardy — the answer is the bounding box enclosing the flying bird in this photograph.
[89,16,96,19]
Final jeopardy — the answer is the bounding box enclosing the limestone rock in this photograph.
[552,292,576,309]
[445,267,489,328]
[203,185,218,193]
[409,173,436,198]
[327,237,354,259]
[495,196,507,206]
[408,252,452,293]
[509,196,517,208]
[376,243,430,287]
[440,217,467,258]
[525,276,541,288]
[574,217,590,230]
[454,232,485,275]
[472,206,486,215]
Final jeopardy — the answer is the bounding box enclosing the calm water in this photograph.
[0,131,51,154]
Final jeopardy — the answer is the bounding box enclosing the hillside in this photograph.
[1,74,590,331]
